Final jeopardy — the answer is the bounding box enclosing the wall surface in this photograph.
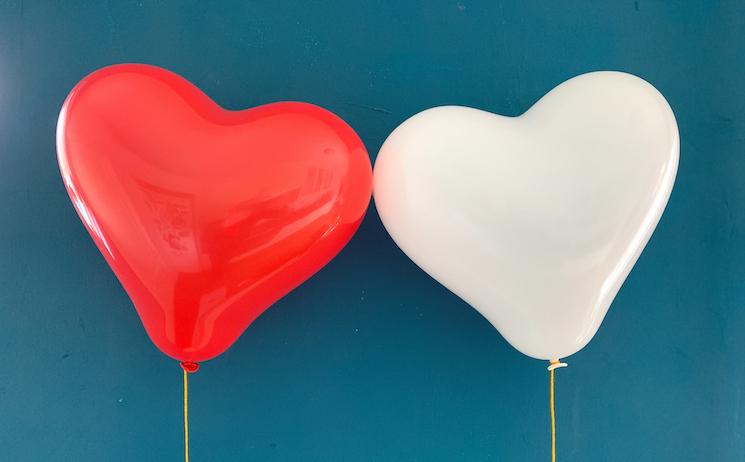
[0,1,743,461]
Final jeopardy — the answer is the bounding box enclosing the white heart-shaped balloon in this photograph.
[374,72,679,360]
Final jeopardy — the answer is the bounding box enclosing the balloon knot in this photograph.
[547,359,568,371]
[180,361,200,373]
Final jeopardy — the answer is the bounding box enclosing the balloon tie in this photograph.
[548,359,567,462]
[180,362,199,462]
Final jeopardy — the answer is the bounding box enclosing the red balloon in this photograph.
[57,64,372,364]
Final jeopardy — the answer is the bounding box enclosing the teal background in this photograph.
[0,1,743,460]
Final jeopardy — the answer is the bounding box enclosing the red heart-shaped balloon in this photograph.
[57,64,372,363]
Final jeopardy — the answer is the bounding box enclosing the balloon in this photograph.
[373,72,678,360]
[57,64,372,364]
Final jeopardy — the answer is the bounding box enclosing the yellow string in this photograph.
[184,368,190,462]
[550,366,556,462]
[548,359,566,462]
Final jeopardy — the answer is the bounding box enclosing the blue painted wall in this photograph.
[0,1,743,460]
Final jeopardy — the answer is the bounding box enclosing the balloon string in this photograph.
[548,359,567,462]
[184,368,190,462]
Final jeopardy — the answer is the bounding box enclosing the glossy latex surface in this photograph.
[374,72,679,360]
[57,64,372,362]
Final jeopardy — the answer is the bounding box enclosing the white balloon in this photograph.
[373,72,679,360]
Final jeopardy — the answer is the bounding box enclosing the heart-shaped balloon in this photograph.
[374,72,678,360]
[57,64,372,363]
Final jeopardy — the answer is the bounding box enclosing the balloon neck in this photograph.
[180,361,200,373]
[547,359,568,371]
